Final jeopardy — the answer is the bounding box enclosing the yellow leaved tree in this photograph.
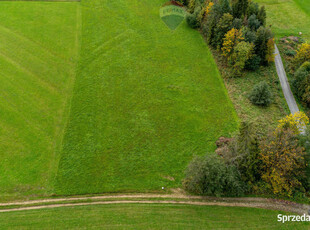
[222,28,244,57]
[277,111,309,135]
[294,43,310,68]
[205,1,214,16]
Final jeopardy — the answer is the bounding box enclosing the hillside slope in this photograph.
[55,0,238,194]
[0,2,80,199]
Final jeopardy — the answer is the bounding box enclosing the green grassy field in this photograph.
[255,0,310,41]
[0,2,80,199]
[55,0,238,195]
[0,204,308,229]
[0,0,238,198]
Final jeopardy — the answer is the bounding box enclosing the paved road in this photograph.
[274,44,299,114]
[274,45,306,134]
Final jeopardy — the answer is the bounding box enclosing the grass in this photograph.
[55,0,238,195]
[0,0,238,198]
[255,0,310,41]
[0,204,308,229]
[0,2,80,199]
[212,50,289,133]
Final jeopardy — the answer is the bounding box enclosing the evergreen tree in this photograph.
[248,14,261,31]
[220,0,232,14]
[232,0,249,18]
[257,6,267,26]
[214,13,234,48]
[254,26,273,65]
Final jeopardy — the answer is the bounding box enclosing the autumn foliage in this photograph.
[277,111,309,135]
[259,129,306,196]
[222,28,244,57]
[294,43,310,68]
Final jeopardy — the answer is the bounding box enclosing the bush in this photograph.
[284,49,296,57]
[245,55,261,71]
[183,155,246,197]
[249,81,273,106]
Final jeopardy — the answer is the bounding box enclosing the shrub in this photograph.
[245,55,261,71]
[249,81,273,106]
[183,155,246,197]
[284,49,296,57]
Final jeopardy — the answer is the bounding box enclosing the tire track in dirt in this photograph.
[0,194,309,214]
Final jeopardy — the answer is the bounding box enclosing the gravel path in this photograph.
[0,194,309,214]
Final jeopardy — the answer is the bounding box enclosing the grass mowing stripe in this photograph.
[0,2,79,200]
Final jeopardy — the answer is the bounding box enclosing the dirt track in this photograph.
[0,194,309,214]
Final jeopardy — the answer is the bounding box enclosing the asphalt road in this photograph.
[274,44,299,114]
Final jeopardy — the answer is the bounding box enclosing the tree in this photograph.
[222,28,244,57]
[188,0,196,13]
[214,13,234,48]
[247,1,259,17]
[266,38,275,63]
[255,26,273,65]
[232,18,243,29]
[294,43,310,69]
[219,0,231,14]
[277,111,309,135]
[229,41,254,76]
[260,129,306,197]
[248,14,261,31]
[232,0,249,18]
[249,81,273,106]
[292,62,310,107]
[183,154,246,197]
[257,6,266,26]
[205,1,214,16]
[242,26,257,43]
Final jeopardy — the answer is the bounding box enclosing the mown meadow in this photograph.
[255,0,310,41]
[55,0,238,195]
[0,0,238,198]
[0,204,309,229]
[0,2,80,199]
